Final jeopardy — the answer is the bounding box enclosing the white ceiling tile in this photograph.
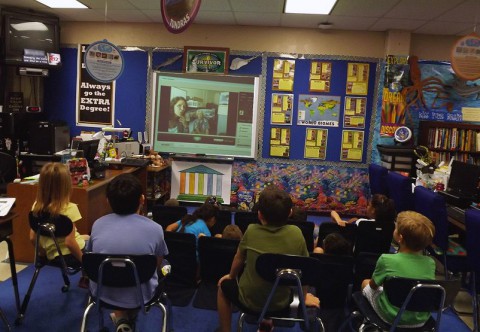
[415,20,475,35]
[195,11,237,25]
[385,0,465,19]
[80,0,136,10]
[200,0,233,11]
[436,0,480,22]
[369,18,427,32]
[229,0,284,13]
[332,0,399,17]
[235,12,282,27]
[127,0,160,10]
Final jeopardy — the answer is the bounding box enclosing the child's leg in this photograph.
[217,282,233,332]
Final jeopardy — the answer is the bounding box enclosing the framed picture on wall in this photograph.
[183,46,229,74]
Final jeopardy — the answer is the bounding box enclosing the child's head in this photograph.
[323,233,352,256]
[257,187,292,226]
[222,224,243,240]
[106,173,143,215]
[369,194,396,223]
[395,211,435,252]
[164,198,180,207]
[35,162,72,215]
[289,206,307,223]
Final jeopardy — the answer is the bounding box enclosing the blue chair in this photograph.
[386,171,414,213]
[465,208,480,331]
[368,164,388,196]
[413,186,467,278]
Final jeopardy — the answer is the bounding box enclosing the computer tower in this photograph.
[28,122,70,155]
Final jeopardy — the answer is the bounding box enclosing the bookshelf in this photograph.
[418,121,480,165]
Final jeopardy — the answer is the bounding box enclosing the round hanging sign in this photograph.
[451,34,480,81]
[161,0,201,34]
[84,40,124,83]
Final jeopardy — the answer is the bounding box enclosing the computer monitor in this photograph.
[76,139,100,165]
[448,160,480,199]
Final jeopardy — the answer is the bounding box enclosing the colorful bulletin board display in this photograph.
[297,95,341,127]
[309,61,332,92]
[304,128,328,160]
[341,130,364,162]
[270,127,290,158]
[270,93,293,125]
[346,62,370,95]
[343,97,366,129]
[272,59,295,91]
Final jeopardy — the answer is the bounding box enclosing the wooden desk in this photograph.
[7,166,146,263]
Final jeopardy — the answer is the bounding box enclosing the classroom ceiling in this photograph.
[1,0,480,36]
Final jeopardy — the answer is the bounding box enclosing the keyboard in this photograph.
[121,158,150,167]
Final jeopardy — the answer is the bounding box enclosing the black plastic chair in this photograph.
[0,152,16,195]
[80,253,171,332]
[351,276,452,332]
[317,221,357,253]
[237,253,325,332]
[163,231,198,306]
[352,252,381,293]
[234,211,260,234]
[193,236,239,310]
[353,221,394,256]
[288,220,315,252]
[209,209,232,236]
[16,211,82,324]
[151,205,188,230]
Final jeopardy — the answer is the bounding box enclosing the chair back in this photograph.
[354,221,394,256]
[352,252,381,292]
[317,221,357,251]
[234,211,260,234]
[386,171,414,213]
[164,232,197,286]
[287,220,315,252]
[29,211,74,237]
[465,208,480,272]
[82,253,157,287]
[368,164,388,196]
[198,236,239,282]
[413,186,449,250]
[209,210,232,236]
[152,205,188,229]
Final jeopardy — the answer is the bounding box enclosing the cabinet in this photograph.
[418,121,480,165]
[376,144,416,177]
[146,165,171,209]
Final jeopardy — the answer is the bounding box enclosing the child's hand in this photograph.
[217,274,232,286]
[305,293,320,308]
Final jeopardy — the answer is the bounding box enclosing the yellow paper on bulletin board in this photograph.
[278,79,293,91]
[270,145,289,157]
[347,149,362,160]
[349,117,365,126]
[305,146,320,158]
[271,112,286,124]
[310,80,326,90]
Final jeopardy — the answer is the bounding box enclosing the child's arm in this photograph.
[361,278,379,290]
[64,226,84,263]
[331,210,358,226]
[217,248,245,285]
[165,222,179,232]
[303,287,320,308]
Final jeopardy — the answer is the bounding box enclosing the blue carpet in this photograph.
[0,264,472,331]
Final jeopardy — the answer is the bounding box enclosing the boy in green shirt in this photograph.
[362,210,436,327]
[217,187,319,332]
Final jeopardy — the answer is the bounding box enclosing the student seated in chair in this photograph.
[361,211,436,328]
[30,162,90,287]
[217,187,320,332]
[314,232,352,256]
[87,174,168,332]
[165,203,217,239]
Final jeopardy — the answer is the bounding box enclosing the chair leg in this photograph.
[161,292,173,332]
[472,272,479,332]
[0,307,11,332]
[15,267,42,324]
[5,238,20,313]
[80,301,96,332]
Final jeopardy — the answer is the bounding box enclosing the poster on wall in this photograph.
[272,59,295,91]
[297,94,341,127]
[343,96,366,129]
[84,40,124,83]
[270,93,293,125]
[346,62,369,95]
[270,127,290,158]
[76,44,115,127]
[304,128,328,159]
[380,55,409,137]
[309,61,332,92]
[170,160,232,204]
[451,34,480,80]
[340,130,364,162]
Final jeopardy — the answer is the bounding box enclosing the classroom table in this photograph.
[7,166,146,263]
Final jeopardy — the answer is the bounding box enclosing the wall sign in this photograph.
[183,46,229,74]
[84,40,124,83]
[161,0,201,34]
[451,34,480,80]
[76,44,115,127]
[6,92,24,112]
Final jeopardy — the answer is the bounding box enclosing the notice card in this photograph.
[0,198,15,217]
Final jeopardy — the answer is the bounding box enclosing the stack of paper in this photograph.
[0,198,15,217]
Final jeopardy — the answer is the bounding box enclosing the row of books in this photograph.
[427,127,480,152]
[431,151,480,165]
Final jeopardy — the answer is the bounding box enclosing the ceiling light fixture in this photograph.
[318,22,333,30]
[284,0,338,15]
[35,0,88,9]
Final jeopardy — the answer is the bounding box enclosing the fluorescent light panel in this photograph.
[35,0,88,9]
[284,0,338,15]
